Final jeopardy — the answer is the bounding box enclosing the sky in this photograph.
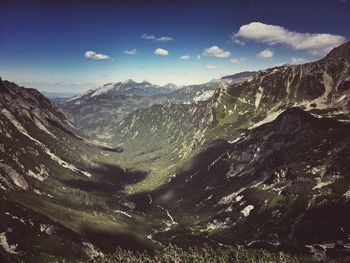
[0,0,349,92]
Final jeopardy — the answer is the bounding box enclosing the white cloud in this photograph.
[230,57,247,64]
[203,46,231,58]
[290,57,309,64]
[206,64,216,69]
[233,22,346,55]
[141,34,173,42]
[180,55,190,60]
[124,49,138,55]
[141,34,156,40]
[154,48,169,56]
[157,36,173,42]
[84,51,111,60]
[233,39,245,46]
[258,49,274,58]
[197,55,201,60]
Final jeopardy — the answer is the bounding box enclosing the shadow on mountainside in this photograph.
[63,161,148,194]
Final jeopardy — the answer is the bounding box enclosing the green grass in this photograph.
[89,244,319,263]
[9,191,156,252]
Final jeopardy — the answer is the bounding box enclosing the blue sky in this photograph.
[0,0,349,92]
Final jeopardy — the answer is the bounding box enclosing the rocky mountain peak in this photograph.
[0,79,67,122]
[122,79,135,84]
[324,40,350,61]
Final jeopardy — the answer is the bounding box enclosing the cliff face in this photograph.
[0,79,70,190]
[211,41,350,133]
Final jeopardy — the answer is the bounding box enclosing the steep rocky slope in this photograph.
[0,78,80,190]
[0,79,157,261]
[163,71,257,104]
[142,108,350,260]
[212,41,350,131]
[62,80,176,137]
[0,78,102,261]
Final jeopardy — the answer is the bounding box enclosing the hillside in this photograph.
[62,72,256,138]
[1,42,350,262]
[102,42,350,193]
[0,79,157,261]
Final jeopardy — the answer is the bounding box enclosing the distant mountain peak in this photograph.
[162,83,178,89]
[122,79,135,84]
[65,79,180,104]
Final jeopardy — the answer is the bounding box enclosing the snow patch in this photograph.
[219,188,247,205]
[228,136,242,144]
[249,108,284,129]
[193,90,215,102]
[0,232,18,254]
[205,218,230,231]
[241,205,254,217]
[235,195,243,202]
[131,130,139,140]
[343,189,350,198]
[254,87,263,109]
[312,181,332,190]
[322,71,333,102]
[91,83,117,97]
[338,95,347,102]
[114,210,132,218]
[156,205,177,226]
[40,224,54,235]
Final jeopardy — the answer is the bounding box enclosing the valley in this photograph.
[1,42,350,262]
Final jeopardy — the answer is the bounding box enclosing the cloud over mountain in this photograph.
[233,22,346,55]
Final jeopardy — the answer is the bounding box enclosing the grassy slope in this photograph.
[90,244,320,263]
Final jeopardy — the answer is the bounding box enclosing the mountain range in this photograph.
[62,72,256,138]
[1,42,350,262]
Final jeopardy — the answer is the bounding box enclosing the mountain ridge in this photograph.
[99,41,350,194]
[62,72,257,137]
[1,41,350,262]
[67,79,178,103]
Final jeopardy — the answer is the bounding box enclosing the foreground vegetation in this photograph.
[89,244,320,263]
